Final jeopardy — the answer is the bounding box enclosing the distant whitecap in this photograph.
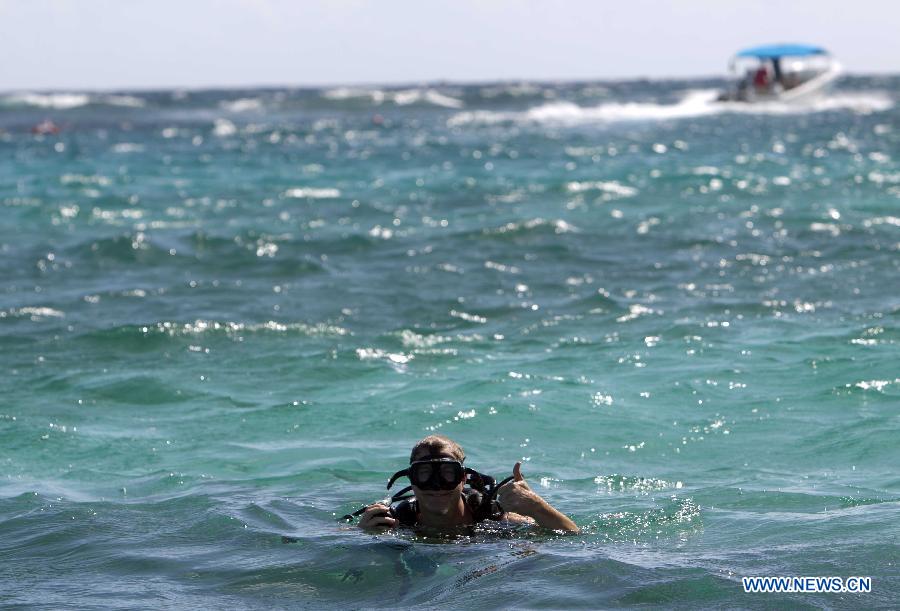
[284,187,341,199]
[221,98,264,112]
[4,92,90,109]
[212,119,237,137]
[566,181,638,197]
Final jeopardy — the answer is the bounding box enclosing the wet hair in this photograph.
[409,435,465,463]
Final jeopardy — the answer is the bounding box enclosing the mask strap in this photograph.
[387,468,409,489]
[339,485,415,522]
[390,485,413,500]
[412,453,463,462]
[491,476,515,506]
[464,467,483,489]
[466,467,502,490]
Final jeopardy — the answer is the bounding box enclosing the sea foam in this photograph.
[448,90,894,126]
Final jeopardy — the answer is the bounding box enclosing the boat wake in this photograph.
[448,89,894,126]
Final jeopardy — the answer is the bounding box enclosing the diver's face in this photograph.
[412,478,464,514]
[410,453,465,515]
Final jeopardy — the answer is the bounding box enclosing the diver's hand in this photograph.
[358,503,398,531]
[498,462,580,533]
[497,462,542,515]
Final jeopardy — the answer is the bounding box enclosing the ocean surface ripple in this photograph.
[1,77,899,608]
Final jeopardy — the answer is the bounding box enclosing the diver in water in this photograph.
[348,435,579,534]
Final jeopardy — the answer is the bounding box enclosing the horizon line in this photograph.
[2,69,898,96]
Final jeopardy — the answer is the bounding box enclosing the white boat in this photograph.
[717,44,841,103]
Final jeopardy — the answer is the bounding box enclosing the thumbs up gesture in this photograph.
[497,462,541,515]
[497,462,581,533]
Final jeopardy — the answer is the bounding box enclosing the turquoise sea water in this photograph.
[1,77,898,608]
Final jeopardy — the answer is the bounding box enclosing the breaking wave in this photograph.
[448,89,894,125]
[322,87,464,108]
[0,92,146,109]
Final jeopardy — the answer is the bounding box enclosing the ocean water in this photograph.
[1,77,898,608]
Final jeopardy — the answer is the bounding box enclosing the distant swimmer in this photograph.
[344,435,579,534]
[31,120,60,135]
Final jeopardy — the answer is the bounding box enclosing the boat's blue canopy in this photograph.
[736,44,828,59]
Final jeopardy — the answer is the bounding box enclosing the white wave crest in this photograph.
[448,89,894,126]
[4,93,90,109]
[212,118,237,137]
[322,87,381,102]
[490,217,580,235]
[0,92,145,109]
[322,87,463,108]
[356,348,412,369]
[103,95,145,108]
[284,187,341,199]
[393,89,464,108]
[221,98,264,112]
[112,143,144,154]
[795,92,894,113]
[567,181,638,197]
[3,306,65,320]
[149,320,349,337]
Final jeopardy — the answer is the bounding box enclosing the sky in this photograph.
[1,0,898,91]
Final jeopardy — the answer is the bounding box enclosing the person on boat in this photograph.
[752,64,771,93]
[771,57,786,89]
[355,435,579,533]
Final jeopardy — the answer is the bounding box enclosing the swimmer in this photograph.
[349,435,579,534]
[31,119,60,135]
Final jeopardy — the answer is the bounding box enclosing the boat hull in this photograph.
[718,64,841,104]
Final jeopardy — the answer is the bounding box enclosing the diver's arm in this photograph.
[518,498,579,533]
[498,463,580,533]
[358,503,398,531]
[499,511,535,525]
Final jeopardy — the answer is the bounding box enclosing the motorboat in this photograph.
[717,44,840,103]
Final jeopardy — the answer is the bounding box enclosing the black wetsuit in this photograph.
[392,488,504,527]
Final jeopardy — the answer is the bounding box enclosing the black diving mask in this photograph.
[388,457,466,491]
[340,459,515,522]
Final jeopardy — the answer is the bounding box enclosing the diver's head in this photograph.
[409,435,466,514]
[409,434,465,464]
